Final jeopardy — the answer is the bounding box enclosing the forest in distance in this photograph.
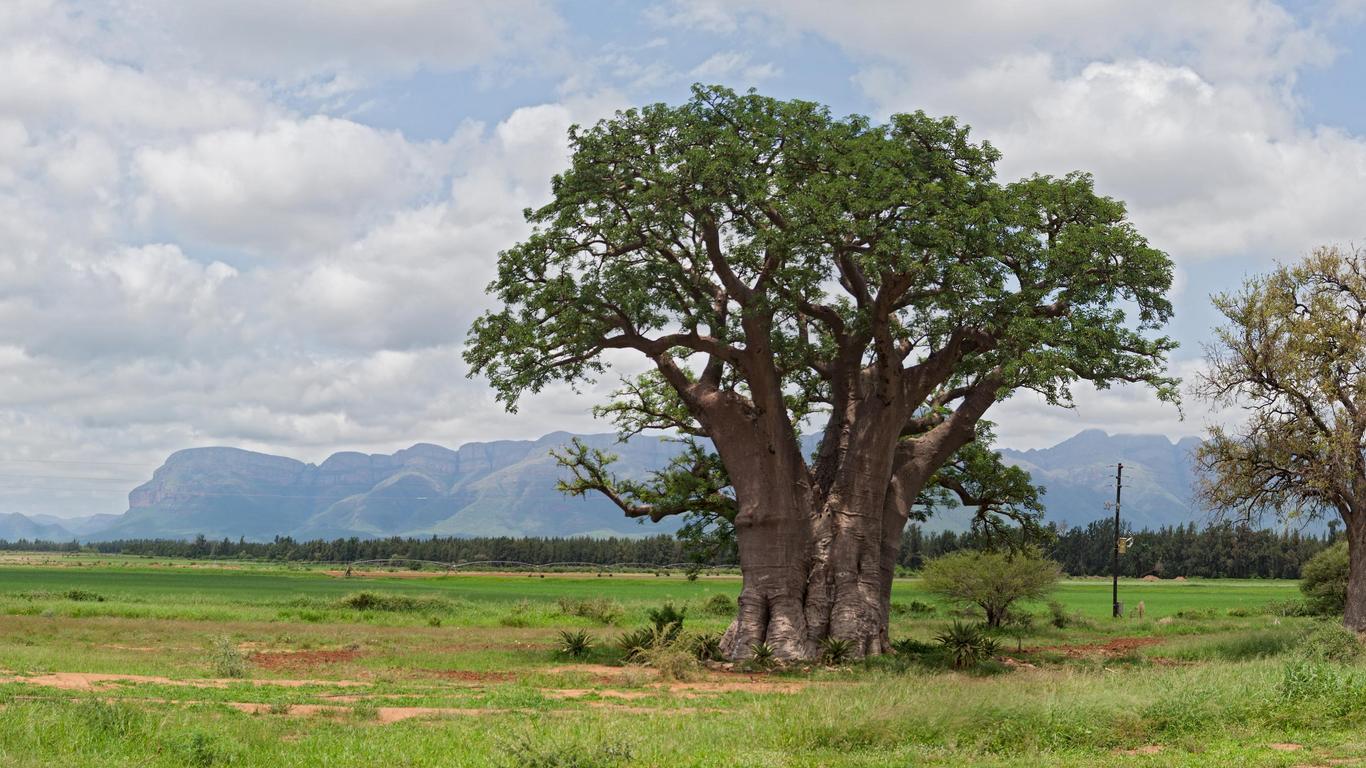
[0,519,1333,580]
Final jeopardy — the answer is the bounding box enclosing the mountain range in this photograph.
[0,430,1208,542]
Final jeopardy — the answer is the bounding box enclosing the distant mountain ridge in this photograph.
[0,430,1209,542]
[998,429,1204,531]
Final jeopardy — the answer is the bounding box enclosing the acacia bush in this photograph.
[921,550,1061,628]
[1301,541,1348,615]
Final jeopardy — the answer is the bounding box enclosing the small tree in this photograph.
[1195,246,1366,630]
[920,549,1060,627]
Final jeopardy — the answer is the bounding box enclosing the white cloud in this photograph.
[689,52,780,82]
[135,116,451,251]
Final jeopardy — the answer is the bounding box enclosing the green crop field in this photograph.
[0,554,1361,767]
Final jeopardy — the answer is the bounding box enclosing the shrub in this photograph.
[338,591,448,613]
[891,638,936,656]
[820,637,853,665]
[641,644,700,681]
[935,621,998,670]
[558,630,593,658]
[907,600,937,616]
[747,642,776,671]
[1001,612,1035,652]
[1264,599,1316,617]
[691,632,723,662]
[557,596,624,625]
[208,635,247,678]
[921,550,1060,628]
[1301,542,1348,615]
[646,602,686,643]
[62,589,105,602]
[1300,621,1362,663]
[1047,600,1070,629]
[703,593,734,616]
[616,627,658,662]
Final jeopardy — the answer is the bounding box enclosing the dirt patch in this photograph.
[0,671,367,690]
[227,702,493,722]
[251,649,364,671]
[1027,636,1163,658]
[545,664,633,677]
[1118,745,1164,755]
[1269,743,1303,751]
[1142,575,1161,582]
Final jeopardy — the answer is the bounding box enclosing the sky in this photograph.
[3,0,1366,518]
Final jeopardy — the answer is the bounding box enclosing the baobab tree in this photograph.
[466,86,1176,659]
[1196,246,1366,631]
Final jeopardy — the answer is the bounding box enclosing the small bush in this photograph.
[208,635,247,678]
[1300,622,1362,663]
[558,630,593,658]
[617,627,657,662]
[1265,599,1316,617]
[891,638,936,656]
[691,632,723,662]
[646,602,687,643]
[1048,600,1070,629]
[62,589,105,602]
[935,621,998,670]
[559,596,624,625]
[746,642,776,671]
[338,591,449,613]
[1301,541,1348,615]
[641,644,700,681]
[427,615,442,627]
[820,637,853,665]
[907,600,937,616]
[703,593,734,616]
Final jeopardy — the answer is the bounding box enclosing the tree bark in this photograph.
[1346,512,1366,632]
[719,503,911,661]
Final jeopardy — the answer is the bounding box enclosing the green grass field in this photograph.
[0,553,1361,767]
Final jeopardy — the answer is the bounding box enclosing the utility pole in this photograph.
[1112,462,1123,618]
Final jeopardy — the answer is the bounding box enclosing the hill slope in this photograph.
[9,430,1208,541]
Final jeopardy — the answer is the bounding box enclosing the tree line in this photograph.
[900,520,1335,579]
[0,519,1335,578]
[0,533,706,566]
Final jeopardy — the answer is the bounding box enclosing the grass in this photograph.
[0,553,1360,766]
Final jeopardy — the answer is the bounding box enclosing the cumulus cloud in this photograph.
[0,0,1361,519]
[135,116,452,252]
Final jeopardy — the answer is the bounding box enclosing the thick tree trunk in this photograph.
[719,508,899,661]
[1345,514,1366,632]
